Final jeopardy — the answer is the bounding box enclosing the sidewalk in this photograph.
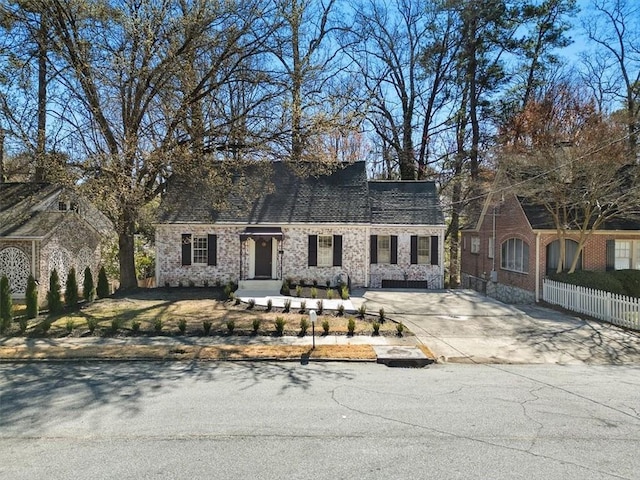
[0,333,435,365]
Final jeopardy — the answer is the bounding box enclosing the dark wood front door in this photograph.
[254,238,272,278]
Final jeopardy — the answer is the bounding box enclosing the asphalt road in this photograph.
[1,361,639,479]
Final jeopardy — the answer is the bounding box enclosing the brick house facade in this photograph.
[461,192,640,303]
[0,182,113,302]
[155,162,446,289]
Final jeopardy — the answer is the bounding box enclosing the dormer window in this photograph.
[58,200,79,213]
[58,201,68,211]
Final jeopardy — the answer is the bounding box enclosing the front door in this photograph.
[254,238,272,278]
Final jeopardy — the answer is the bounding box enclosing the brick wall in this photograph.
[156,224,446,289]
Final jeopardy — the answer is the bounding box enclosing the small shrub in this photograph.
[310,287,317,299]
[299,300,306,313]
[154,318,163,333]
[178,318,187,334]
[327,288,335,300]
[83,267,95,302]
[65,267,79,308]
[0,275,12,332]
[19,317,28,334]
[372,320,380,335]
[131,320,141,333]
[26,274,39,319]
[275,316,286,336]
[337,303,345,316]
[610,269,640,298]
[299,317,309,336]
[224,284,233,299]
[247,298,256,309]
[379,307,385,322]
[283,298,291,313]
[322,319,330,334]
[203,280,209,288]
[252,318,261,334]
[96,266,110,299]
[178,280,184,288]
[347,318,356,335]
[325,279,330,287]
[65,319,75,333]
[234,296,240,306]
[111,317,122,333]
[313,279,318,287]
[340,285,349,300]
[46,269,62,316]
[266,298,273,312]
[41,318,51,333]
[226,319,235,334]
[396,322,404,336]
[203,320,212,335]
[87,317,98,334]
[299,278,306,287]
[357,304,366,319]
[281,279,290,295]
[295,285,303,297]
[549,270,625,295]
[215,279,222,287]
[316,299,323,314]
[164,281,170,288]
[188,280,195,287]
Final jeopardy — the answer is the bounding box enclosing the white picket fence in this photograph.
[543,279,640,331]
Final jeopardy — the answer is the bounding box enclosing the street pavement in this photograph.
[2,361,639,480]
[353,289,640,365]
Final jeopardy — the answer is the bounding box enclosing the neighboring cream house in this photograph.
[0,182,112,301]
[155,161,445,289]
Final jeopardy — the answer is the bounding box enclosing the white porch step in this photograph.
[237,279,282,296]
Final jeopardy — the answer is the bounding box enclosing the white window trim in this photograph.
[615,240,640,270]
[471,236,480,254]
[192,235,208,265]
[377,235,391,264]
[318,235,333,267]
[501,238,529,274]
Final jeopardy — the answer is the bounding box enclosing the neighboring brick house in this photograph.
[155,161,445,289]
[461,192,640,303]
[0,182,113,302]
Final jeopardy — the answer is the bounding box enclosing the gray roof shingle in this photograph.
[158,161,444,226]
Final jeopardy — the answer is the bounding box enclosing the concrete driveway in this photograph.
[353,289,640,365]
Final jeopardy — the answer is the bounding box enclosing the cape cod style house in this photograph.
[0,182,112,301]
[155,161,445,290]
[460,191,640,303]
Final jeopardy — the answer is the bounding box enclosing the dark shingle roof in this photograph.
[519,197,640,230]
[0,183,62,237]
[369,181,444,225]
[158,161,444,226]
[0,182,113,238]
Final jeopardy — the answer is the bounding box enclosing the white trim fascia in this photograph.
[158,221,447,230]
[532,229,640,236]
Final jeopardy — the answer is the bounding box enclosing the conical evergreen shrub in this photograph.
[83,266,95,302]
[96,266,109,299]
[26,274,39,319]
[65,267,79,308]
[0,275,12,332]
[47,268,62,315]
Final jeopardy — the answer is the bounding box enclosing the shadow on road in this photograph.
[0,360,354,436]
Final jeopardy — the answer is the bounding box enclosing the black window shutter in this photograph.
[391,235,398,264]
[181,234,192,266]
[207,234,217,266]
[410,235,418,264]
[333,235,342,266]
[430,236,439,265]
[308,235,318,266]
[606,239,615,271]
[370,235,378,264]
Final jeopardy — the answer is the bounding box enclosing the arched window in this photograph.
[546,239,582,275]
[501,238,529,273]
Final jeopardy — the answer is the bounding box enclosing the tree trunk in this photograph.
[118,217,138,291]
[35,13,47,182]
[449,181,461,288]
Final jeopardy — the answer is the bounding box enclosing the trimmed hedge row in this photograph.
[549,270,640,298]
